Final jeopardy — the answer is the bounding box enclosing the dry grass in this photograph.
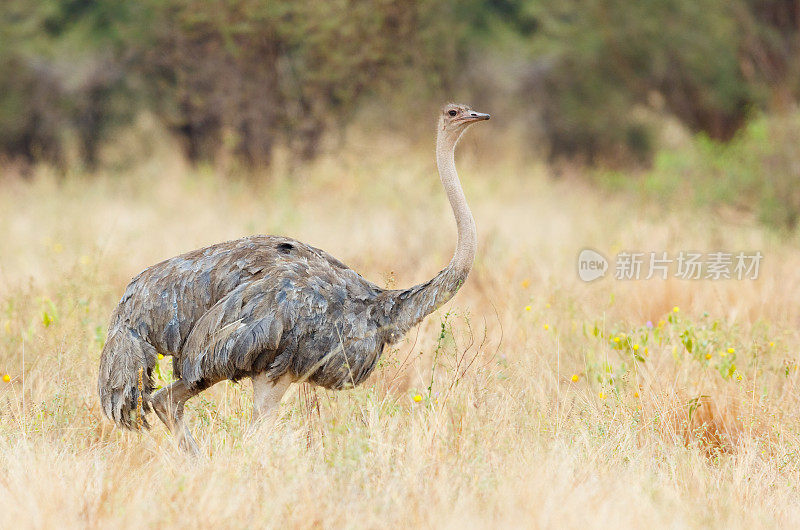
[2,125,800,528]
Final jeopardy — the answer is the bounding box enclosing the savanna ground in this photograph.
[2,121,800,529]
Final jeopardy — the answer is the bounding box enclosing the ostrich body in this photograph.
[98,103,489,452]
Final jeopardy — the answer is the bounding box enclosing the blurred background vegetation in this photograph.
[2,0,800,228]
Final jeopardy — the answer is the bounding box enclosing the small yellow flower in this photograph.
[599,391,606,400]
[2,374,9,383]
[613,337,620,343]
[736,374,743,381]
[543,324,549,331]
[705,353,712,360]
[644,347,649,356]
[412,394,422,403]
[157,354,164,360]
[727,347,735,354]
[769,342,775,347]
[633,391,639,398]
[658,320,666,328]
[524,305,532,312]
[673,306,680,313]
[571,374,579,382]
[545,303,551,309]
[521,279,531,289]
[633,344,639,351]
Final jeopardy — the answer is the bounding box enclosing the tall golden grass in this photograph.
[1,124,800,528]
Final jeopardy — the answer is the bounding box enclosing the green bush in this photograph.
[612,112,800,230]
[128,0,461,166]
[0,0,460,169]
[0,0,133,170]
[480,0,799,166]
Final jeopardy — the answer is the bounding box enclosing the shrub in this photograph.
[613,112,800,230]
[517,0,799,166]
[132,0,458,167]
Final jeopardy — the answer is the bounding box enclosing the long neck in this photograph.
[383,128,477,339]
[436,131,477,275]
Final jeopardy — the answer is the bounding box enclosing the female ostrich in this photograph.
[98,103,489,452]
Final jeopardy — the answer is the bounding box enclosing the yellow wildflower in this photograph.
[2,374,9,383]
[633,391,639,398]
[599,391,606,400]
[543,324,549,331]
[727,347,735,354]
[157,354,164,360]
[705,353,712,360]
[545,303,551,309]
[524,305,532,312]
[521,279,531,289]
[672,306,679,313]
[571,374,579,382]
[412,394,422,403]
[769,342,775,347]
[613,337,620,343]
[633,344,639,351]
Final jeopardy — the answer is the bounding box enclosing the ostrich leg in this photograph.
[151,380,203,454]
[251,373,293,427]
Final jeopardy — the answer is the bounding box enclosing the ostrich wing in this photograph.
[178,279,289,386]
[179,251,385,388]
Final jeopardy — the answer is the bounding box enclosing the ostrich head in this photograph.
[438,103,490,146]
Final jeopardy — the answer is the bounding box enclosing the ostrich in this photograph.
[98,103,489,452]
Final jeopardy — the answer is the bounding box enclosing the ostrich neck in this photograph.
[383,129,477,339]
[437,134,477,274]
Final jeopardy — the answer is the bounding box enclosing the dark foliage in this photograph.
[1,0,799,170]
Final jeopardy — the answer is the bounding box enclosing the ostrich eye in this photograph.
[448,109,457,117]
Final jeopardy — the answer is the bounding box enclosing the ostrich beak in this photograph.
[461,111,490,123]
